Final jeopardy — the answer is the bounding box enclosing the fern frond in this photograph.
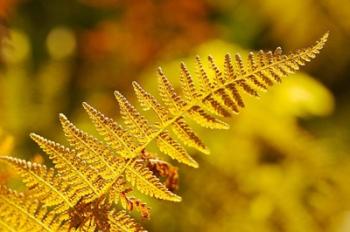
[109,210,145,232]
[1,33,326,231]
[0,218,17,232]
[127,34,326,158]
[132,81,170,123]
[125,159,181,202]
[196,55,233,117]
[59,107,181,202]
[207,55,225,84]
[29,133,103,202]
[195,55,213,93]
[187,105,229,129]
[59,114,124,180]
[89,33,327,206]
[115,90,198,167]
[105,175,150,219]
[0,186,68,232]
[156,131,198,168]
[208,55,240,113]
[108,176,127,204]
[157,67,186,113]
[82,102,139,158]
[0,157,74,214]
[114,91,156,141]
[133,81,209,154]
[179,62,200,102]
[172,117,209,154]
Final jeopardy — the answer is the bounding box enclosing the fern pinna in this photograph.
[0,33,328,232]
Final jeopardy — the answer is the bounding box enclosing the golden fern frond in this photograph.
[0,218,16,232]
[171,117,209,154]
[195,55,213,94]
[157,67,186,113]
[108,210,146,232]
[186,105,229,129]
[114,91,156,141]
[83,32,327,204]
[59,110,181,202]
[125,159,181,202]
[58,114,154,216]
[156,131,198,168]
[115,90,197,167]
[0,157,74,214]
[179,62,200,102]
[115,159,180,202]
[132,81,170,123]
[223,54,245,107]
[195,55,232,117]
[29,133,104,202]
[0,33,327,231]
[208,55,240,113]
[182,54,237,122]
[181,57,235,123]
[59,114,124,180]
[107,33,328,167]
[82,102,139,158]
[108,176,128,204]
[133,81,209,154]
[0,186,68,232]
[196,33,327,116]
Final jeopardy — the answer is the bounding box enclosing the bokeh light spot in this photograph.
[46,27,76,59]
[1,29,31,63]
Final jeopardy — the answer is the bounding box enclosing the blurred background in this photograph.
[0,0,350,231]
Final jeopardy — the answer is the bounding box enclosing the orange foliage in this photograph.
[80,0,214,67]
[0,0,18,18]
